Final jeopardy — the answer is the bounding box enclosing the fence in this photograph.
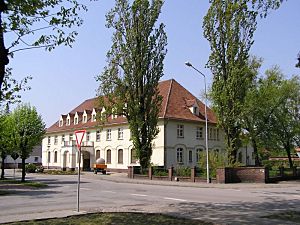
[128,166,300,183]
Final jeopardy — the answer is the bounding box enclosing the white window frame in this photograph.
[118,128,123,140]
[196,127,203,139]
[106,129,111,141]
[177,148,183,163]
[96,130,101,142]
[177,125,184,138]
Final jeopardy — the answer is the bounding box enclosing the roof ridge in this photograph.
[163,79,173,118]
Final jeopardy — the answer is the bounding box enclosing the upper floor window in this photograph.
[118,128,123,140]
[196,127,203,139]
[47,136,51,145]
[177,148,183,163]
[62,134,65,143]
[69,134,73,142]
[96,130,101,142]
[86,131,90,141]
[177,125,184,138]
[106,129,111,141]
[54,136,58,145]
[208,128,219,140]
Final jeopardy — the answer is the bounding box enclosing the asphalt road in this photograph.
[0,171,300,225]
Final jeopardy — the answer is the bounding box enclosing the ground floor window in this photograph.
[131,148,137,163]
[196,149,203,163]
[54,151,58,163]
[177,148,183,163]
[188,150,193,162]
[96,150,100,160]
[106,150,111,164]
[118,149,123,164]
[48,151,51,163]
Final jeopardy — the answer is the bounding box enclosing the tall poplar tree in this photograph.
[97,0,167,171]
[203,0,257,164]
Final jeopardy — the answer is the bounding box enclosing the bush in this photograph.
[152,166,168,176]
[198,151,227,178]
[25,163,37,173]
[35,165,44,173]
[174,166,191,177]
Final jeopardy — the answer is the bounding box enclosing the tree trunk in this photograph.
[0,154,5,179]
[251,138,260,166]
[285,145,293,169]
[0,1,9,93]
[21,158,26,182]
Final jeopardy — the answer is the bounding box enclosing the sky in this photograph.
[7,0,300,127]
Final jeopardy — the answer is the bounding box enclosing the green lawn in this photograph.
[4,212,214,225]
[0,178,48,188]
[262,211,300,223]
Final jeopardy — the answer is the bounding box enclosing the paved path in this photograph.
[0,170,299,225]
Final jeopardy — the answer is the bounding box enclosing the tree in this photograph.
[243,66,300,168]
[203,0,257,164]
[9,104,45,182]
[0,0,88,95]
[0,112,12,179]
[262,71,300,168]
[97,0,167,171]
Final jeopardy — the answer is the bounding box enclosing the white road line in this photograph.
[130,194,148,197]
[101,191,116,194]
[80,188,91,190]
[163,197,187,202]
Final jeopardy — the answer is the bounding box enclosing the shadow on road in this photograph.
[167,198,300,225]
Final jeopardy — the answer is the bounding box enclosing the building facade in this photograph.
[42,79,254,171]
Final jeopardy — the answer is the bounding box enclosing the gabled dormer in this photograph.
[59,115,67,127]
[91,108,97,122]
[66,113,74,126]
[186,99,199,116]
[74,112,79,125]
[82,110,88,123]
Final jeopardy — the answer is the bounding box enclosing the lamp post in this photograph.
[185,61,210,183]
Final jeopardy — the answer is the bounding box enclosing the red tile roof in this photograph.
[47,79,217,133]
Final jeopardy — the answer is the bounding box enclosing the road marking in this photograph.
[131,194,148,197]
[164,197,187,202]
[102,191,116,194]
[80,188,91,190]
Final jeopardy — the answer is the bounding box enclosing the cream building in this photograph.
[42,79,254,171]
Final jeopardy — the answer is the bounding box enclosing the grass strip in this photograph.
[3,212,214,225]
[262,211,300,223]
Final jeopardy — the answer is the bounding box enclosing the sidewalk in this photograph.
[82,171,300,189]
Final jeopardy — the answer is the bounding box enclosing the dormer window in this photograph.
[74,117,78,125]
[83,115,87,123]
[92,114,96,122]
[193,106,198,115]
[67,118,70,126]
[59,120,63,127]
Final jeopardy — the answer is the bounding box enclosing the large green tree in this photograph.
[203,0,257,164]
[97,0,167,171]
[243,66,300,168]
[10,104,45,182]
[0,112,13,179]
[262,71,300,168]
[0,0,87,96]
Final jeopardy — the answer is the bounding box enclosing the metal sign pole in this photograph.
[77,148,81,212]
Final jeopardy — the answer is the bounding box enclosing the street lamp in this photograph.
[185,61,210,183]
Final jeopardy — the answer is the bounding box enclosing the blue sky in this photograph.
[7,0,300,126]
